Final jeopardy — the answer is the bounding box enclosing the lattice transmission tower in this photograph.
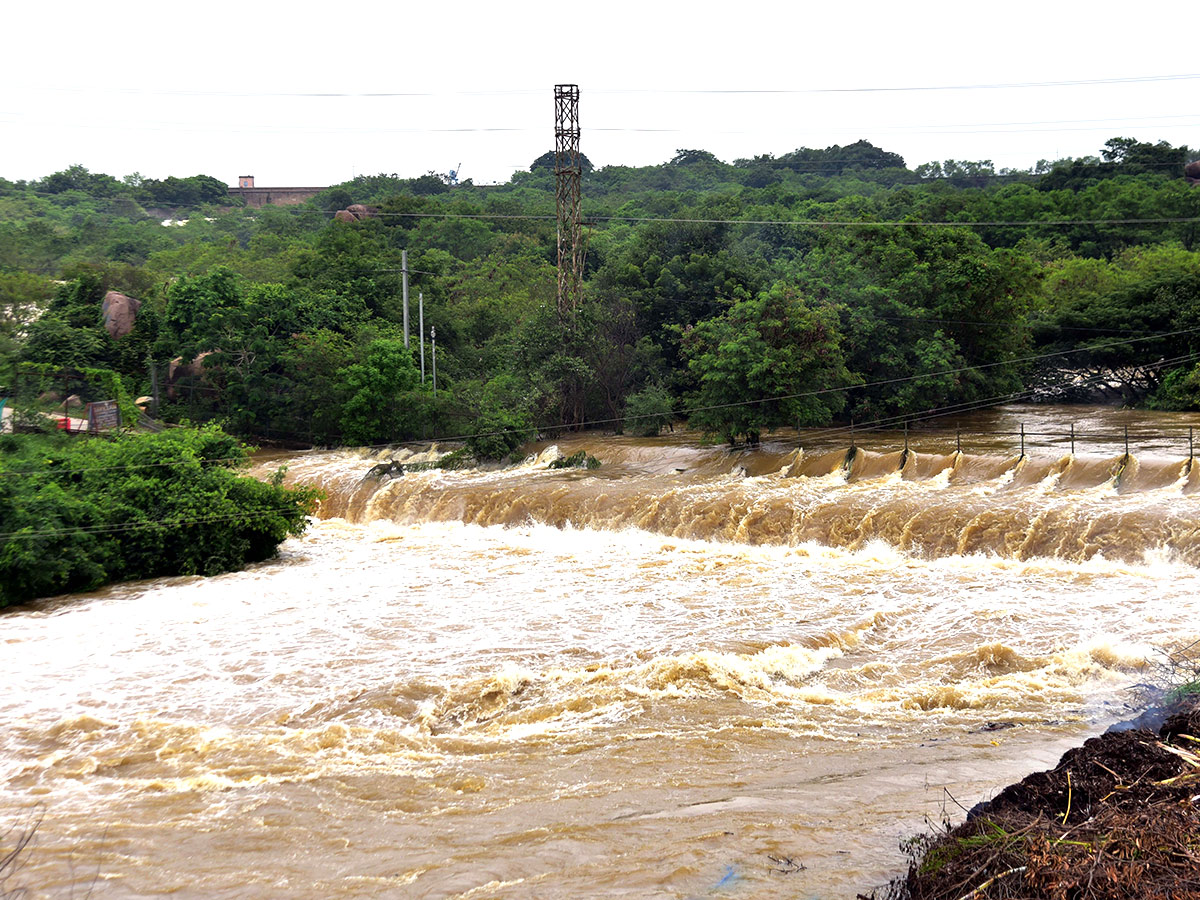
[554,84,583,323]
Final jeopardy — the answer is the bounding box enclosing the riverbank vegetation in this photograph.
[0,427,318,607]
[874,692,1200,900]
[3,136,1199,451]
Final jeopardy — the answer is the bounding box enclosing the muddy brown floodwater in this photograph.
[3,405,1199,898]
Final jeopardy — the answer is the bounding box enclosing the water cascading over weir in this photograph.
[277,435,1200,567]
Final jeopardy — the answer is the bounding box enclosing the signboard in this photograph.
[86,400,121,434]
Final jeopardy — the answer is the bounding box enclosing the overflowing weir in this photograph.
[6,408,1200,899]
[280,437,1200,567]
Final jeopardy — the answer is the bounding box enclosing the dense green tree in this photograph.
[789,226,1037,418]
[7,134,1200,444]
[622,381,675,436]
[337,338,426,445]
[161,268,243,358]
[458,374,535,460]
[17,276,115,372]
[681,283,851,444]
[37,165,123,198]
[410,173,451,196]
[775,140,906,175]
[0,270,53,377]
[277,329,357,443]
[141,174,229,207]
[529,150,594,174]
[1046,271,1200,367]
[1100,137,1189,176]
[0,426,316,605]
[290,222,404,320]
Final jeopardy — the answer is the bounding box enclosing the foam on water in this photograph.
[7,419,1200,898]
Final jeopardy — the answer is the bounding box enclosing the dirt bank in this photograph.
[874,695,1200,900]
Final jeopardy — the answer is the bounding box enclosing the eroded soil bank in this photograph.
[878,696,1200,900]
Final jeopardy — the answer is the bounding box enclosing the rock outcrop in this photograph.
[101,291,141,340]
[167,351,217,398]
[333,204,380,223]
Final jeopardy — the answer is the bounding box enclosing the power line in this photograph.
[796,349,1200,446]
[320,325,1200,453]
[605,74,1200,95]
[9,351,1199,536]
[0,505,311,542]
[0,453,257,480]
[312,210,1200,229]
[7,325,1198,478]
[18,72,1200,99]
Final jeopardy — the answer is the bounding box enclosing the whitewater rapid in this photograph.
[2,405,1198,898]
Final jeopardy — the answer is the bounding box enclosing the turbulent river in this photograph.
[3,405,1200,899]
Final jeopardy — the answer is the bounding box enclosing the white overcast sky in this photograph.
[2,1,1196,187]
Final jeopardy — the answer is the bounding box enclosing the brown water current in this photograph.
[3,405,1200,898]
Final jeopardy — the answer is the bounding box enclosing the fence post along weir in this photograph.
[791,417,1200,488]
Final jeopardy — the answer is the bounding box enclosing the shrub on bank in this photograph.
[0,426,319,607]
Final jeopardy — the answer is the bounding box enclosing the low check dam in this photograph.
[288,434,1200,567]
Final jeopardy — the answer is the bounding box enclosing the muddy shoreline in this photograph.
[874,695,1200,899]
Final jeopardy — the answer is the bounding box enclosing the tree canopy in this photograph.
[4,135,1198,451]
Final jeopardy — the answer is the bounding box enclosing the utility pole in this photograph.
[419,291,426,383]
[554,84,583,325]
[402,248,410,349]
[431,326,437,398]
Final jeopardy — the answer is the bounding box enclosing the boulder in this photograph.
[101,291,141,340]
[365,459,405,480]
[167,350,217,398]
[1186,160,1200,184]
[334,204,380,222]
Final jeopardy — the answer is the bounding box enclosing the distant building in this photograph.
[227,175,326,208]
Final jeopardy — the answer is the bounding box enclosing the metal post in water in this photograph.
[1020,422,1025,459]
[956,429,961,454]
[1190,427,1194,466]
[1070,423,1075,456]
[1124,424,1129,460]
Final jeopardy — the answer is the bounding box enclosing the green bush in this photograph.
[548,450,600,470]
[0,426,319,607]
[621,383,675,436]
[466,407,534,461]
[1149,364,1200,411]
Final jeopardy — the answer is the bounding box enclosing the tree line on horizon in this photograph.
[3,136,1200,451]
